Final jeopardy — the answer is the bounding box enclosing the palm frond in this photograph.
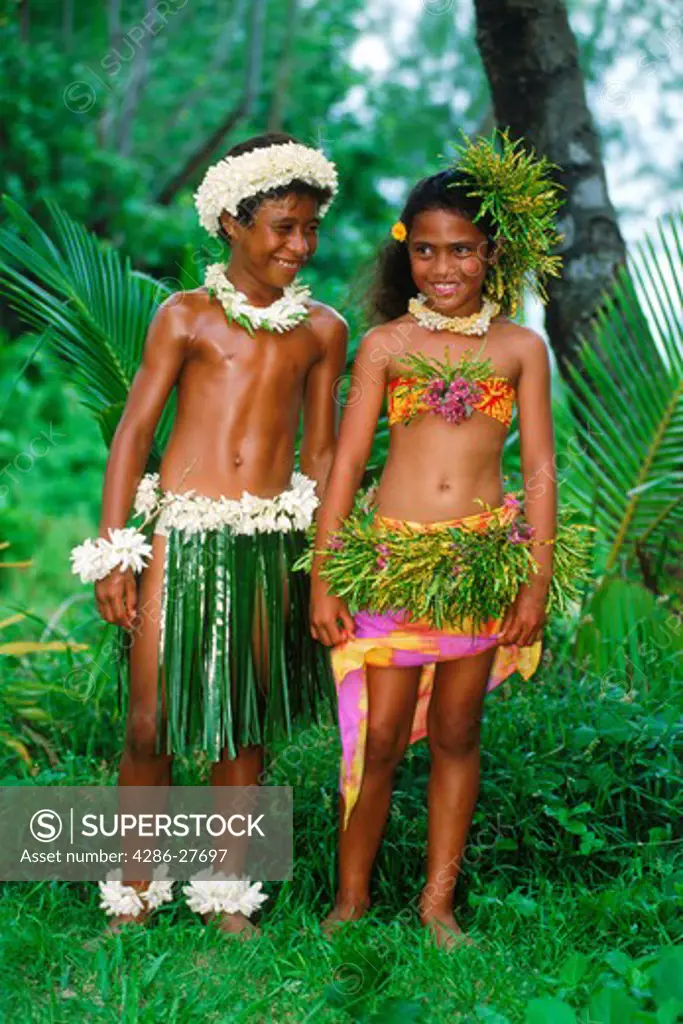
[574,576,682,680]
[0,197,175,468]
[564,211,683,574]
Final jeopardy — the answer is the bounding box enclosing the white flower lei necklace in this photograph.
[408,295,501,337]
[205,262,311,335]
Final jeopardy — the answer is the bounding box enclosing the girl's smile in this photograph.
[408,208,494,316]
[428,281,464,299]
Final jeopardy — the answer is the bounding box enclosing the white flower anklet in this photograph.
[98,869,267,922]
[182,870,268,919]
[98,871,174,918]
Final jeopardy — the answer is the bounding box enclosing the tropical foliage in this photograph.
[0,648,680,1019]
[563,213,683,678]
[0,543,87,765]
[0,198,174,469]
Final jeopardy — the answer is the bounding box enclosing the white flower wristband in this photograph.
[70,527,153,584]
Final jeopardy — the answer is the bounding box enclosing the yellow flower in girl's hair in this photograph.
[391,220,407,242]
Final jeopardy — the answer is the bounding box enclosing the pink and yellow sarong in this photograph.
[330,504,542,829]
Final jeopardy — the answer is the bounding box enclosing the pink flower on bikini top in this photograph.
[424,376,483,425]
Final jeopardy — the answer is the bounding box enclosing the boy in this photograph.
[71,132,347,934]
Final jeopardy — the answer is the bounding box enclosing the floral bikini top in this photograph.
[387,346,516,428]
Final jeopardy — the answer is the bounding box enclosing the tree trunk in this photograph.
[19,0,29,41]
[267,0,299,131]
[62,0,74,51]
[155,0,267,207]
[147,0,249,146]
[473,0,626,373]
[108,0,121,40]
[97,0,123,149]
[475,108,495,137]
[117,0,157,158]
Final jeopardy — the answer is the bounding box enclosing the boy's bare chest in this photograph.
[188,318,322,384]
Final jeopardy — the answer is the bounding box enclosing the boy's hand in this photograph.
[497,581,548,648]
[310,579,355,647]
[95,567,138,632]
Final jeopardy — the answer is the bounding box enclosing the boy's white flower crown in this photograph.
[194,141,339,237]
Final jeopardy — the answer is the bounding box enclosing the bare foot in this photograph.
[201,911,260,938]
[420,911,477,950]
[104,908,150,935]
[80,907,150,950]
[321,898,370,936]
[94,881,152,943]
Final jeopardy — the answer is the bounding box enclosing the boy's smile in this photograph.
[221,193,321,301]
[273,257,303,271]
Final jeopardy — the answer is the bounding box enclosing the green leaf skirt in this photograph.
[115,526,335,761]
[294,491,595,633]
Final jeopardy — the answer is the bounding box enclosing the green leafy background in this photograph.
[0,2,681,1021]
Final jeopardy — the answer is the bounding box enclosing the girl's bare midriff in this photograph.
[159,291,325,499]
[372,317,520,523]
[375,414,508,522]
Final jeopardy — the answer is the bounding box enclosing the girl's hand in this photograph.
[310,577,355,647]
[95,566,138,632]
[497,581,548,648]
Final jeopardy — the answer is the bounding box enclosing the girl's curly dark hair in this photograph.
[366,170,497,324]
[217,132,333,245]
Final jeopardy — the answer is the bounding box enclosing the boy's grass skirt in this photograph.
[157,526,333,759]
[330,504,542,829]
[117,473,334,761]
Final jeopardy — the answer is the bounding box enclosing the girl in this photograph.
[70,132,348,934]
[307,132,589,947]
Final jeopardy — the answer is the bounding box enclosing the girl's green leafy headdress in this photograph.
[448,128,564,315]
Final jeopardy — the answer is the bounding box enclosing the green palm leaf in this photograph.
[0,196,175,469]
[560,212,683,678]
[563,211,683,572]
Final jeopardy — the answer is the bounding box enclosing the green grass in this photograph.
[0,642,681,1022]
[0,874,679,1023]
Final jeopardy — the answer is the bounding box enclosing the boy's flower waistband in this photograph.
[135,471,319,537]
[70,473,319,583]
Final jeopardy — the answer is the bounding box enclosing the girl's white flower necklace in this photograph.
[205,263,311,336]
[408,295,501,336]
